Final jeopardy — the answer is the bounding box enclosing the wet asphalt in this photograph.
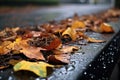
[0,4,112,29]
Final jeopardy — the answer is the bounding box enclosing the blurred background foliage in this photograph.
[0,0,120,8]
[0,0,59,6]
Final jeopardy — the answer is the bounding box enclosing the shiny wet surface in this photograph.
[0,4,120,80]
[0,4,112,29]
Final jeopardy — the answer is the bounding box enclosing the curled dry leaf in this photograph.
[62,27,77,41]
[60,46,79,53]
[72,20,86,29]
[48,54,70,64]
[14,60,54,77]
[91,23,114,33]
[0,65,9,70]
[99,23,114,33]
[86,37,105,43]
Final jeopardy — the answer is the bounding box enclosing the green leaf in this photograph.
[14,60,54,77]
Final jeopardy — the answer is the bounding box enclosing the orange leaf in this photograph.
[0,41,12,55]
[60,46,79,53]
[87,37,105,43]
[43,38,62,50]
[0,65,9,70]
[62,27,77,41]
[20,41,45,60]
[99,23,114,33]
[52,49,63,55]
[48,54,70,64]
[72,20,86,29]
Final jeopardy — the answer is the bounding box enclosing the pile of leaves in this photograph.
[0,9,120,77]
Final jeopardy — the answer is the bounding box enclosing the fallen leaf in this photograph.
[9,59,22,66]
[0,41,12,55]
[0,65,9,70]
[6,37,22,51]
[14,60,54,77]
[48,54,70,64]
[62,27,77,41]
[52,49,63,55]
[20,42,45,60]
[72,20,85,29]
[86,37,105,43]
[99,23,114,33]
[60,46,79,53]
[43,38,62,50]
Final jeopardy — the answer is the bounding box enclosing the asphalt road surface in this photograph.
[0,4,112,29]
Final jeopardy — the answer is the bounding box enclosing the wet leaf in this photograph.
[0,41,12,55]
[0,65,9,70]
[72,20,85,29]
[48,54,70,64]
[6,37,22,51]
[43,38,62,50]
[14,60,54,77]
[62,27,77,41]
[52,49,63,55]
[20,42,45,60]
[87,37,105,43]
[60,46,79,53]
[9,59,22,66]
[99,23,114,33]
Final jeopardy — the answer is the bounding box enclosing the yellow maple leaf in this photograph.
[14,60,54,77]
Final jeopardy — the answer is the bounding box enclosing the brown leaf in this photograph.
[99,23,114,33]
[8,59,22,66]
[71,20,86,29]
[52,49,63,55]
[0,65,9,70]
[20,42,45,60]
[62,27,77,41]
[43,38,62,50]
[87,37,105,43]
[60,46,79,53]
[0,41,12,55]
[48,54,70,64]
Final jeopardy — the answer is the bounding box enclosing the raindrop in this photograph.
[103,66,106,69]
[84,72,87,75]
[10,71,13,74]
[101,57,104,60]
[113,39,116,42]
[93,46,97,49]
[111,59,114,63]
[93,67,96,70]
[0,70,3,73]
[79,59,83,62]
[70,61,76,65]
[89,64,92,67]
[66,65,75,71]
[102,77,105,80]
[35,78,41,80]
[40,79,46,80]
[59,69,67,75]
[81,66,86,69]
[58,72,63,76]
[0,76,2,79]
[8,76,13,80]
[91,75,94,79]
[108,61,111,64]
